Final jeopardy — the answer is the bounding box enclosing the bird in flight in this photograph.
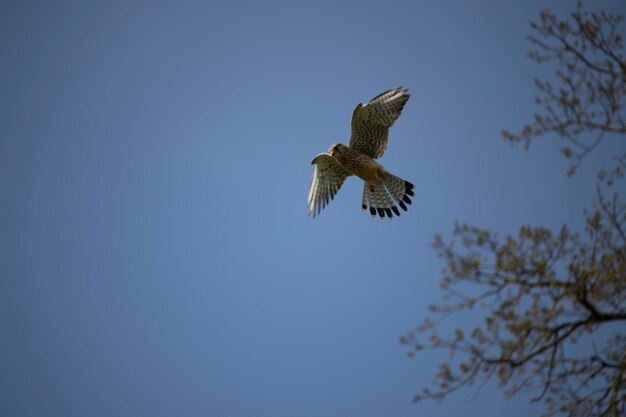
[307,87,414,219]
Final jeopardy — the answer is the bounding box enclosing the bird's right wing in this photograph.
[307,153,352,218]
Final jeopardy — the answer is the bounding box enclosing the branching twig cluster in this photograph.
[402,191,626,416]
[501,3,626,176]
[407,4,626,416]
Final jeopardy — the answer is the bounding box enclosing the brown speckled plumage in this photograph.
[307,87,414,219]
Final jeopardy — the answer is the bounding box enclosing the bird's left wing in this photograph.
[348,87,410,159]
[307,153,352,218]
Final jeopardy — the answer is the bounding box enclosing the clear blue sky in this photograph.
[1,1,623,416]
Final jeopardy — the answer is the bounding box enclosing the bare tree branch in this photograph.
[407,5,626,416]
[501,2,626,177]
[404,190,626,416]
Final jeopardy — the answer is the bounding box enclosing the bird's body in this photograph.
[329,144,385,185]
[307,88,414,219]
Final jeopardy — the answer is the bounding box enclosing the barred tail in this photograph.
[383,172,415,211]
[361,172,414,219]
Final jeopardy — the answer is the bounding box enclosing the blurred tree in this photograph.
[501,2,625,178]
[402,4,625,417]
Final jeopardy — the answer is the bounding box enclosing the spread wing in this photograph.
[307,153,352,218]
[348,87,410,159]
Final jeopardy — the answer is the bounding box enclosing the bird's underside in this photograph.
[307,87,414,219]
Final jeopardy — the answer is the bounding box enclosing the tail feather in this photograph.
[361,172,414,219]
[361,186,369,211]
[382,172,414,206]
[362,184,387,217]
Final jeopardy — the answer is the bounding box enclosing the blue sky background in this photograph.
[1,1,624,416]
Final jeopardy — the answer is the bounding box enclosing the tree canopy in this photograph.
[403,4,625,417]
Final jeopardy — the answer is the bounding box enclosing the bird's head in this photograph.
[329,143,348,157]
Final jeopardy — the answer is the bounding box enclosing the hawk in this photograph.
[307,87,414,219]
